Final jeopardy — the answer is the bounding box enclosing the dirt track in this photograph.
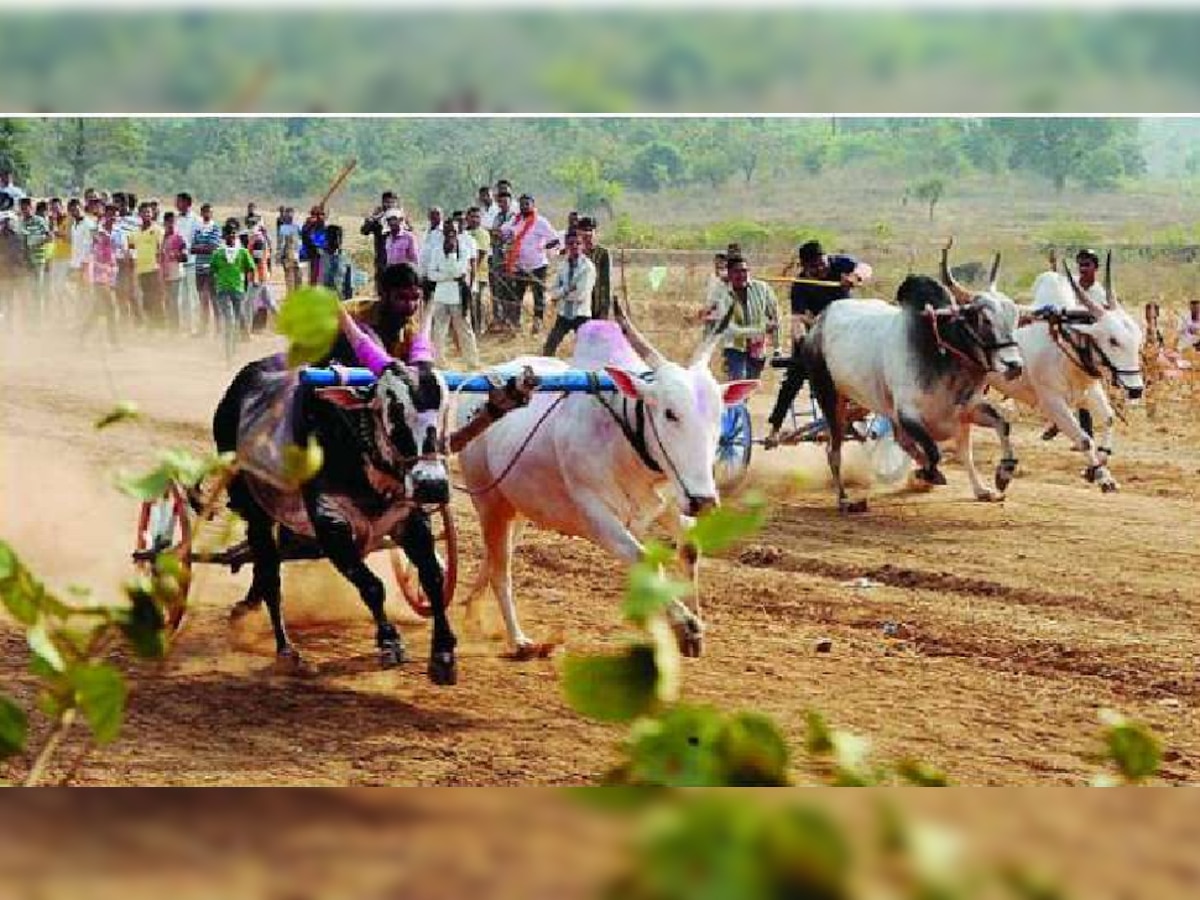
[2,324,1198,786]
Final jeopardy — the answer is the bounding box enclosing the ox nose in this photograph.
[1126,387,1144,401]
[1003,360,1023,380]
[686,495,718,517]
[412,477,450,506]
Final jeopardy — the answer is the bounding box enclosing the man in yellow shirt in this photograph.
[129,202,165,327]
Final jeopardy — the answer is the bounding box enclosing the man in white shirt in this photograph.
[68,198,97,288]
[0,167,26,210]
[426,226,479,368]
[416,206,444,303]
[174,192,202,333]
[477,185,501,230]
[542,231,597,357]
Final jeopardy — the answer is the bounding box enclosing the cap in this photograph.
[384,209,403,221]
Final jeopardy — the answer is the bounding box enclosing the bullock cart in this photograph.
[132,367,726,634]
[713,356,908,488]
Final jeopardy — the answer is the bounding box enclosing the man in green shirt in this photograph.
[209,223,257,363]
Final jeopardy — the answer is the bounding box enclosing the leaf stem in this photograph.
[23,708,77,787]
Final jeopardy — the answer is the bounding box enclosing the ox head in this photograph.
[604,297,757,517]
[373,358,450,505]
[1061,252,1145,400]
[940,239,1024,379]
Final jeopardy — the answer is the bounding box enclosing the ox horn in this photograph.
[1061,258,1103,317]
[1103,250,1116,308]
[939,237,972,305]
[613,293,666,370]
[987,252,1002,293]
[689,298,738,368]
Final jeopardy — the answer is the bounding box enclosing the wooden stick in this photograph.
[759,275,847,288]
[314,159,358,212]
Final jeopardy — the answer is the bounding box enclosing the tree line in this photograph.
[0,117,1153,218]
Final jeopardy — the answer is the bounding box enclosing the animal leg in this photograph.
[306,493,407,669]
[1082,381,1116,465]
[1039,393,1117,492]
[964,400,1017,498]
[398,510,458,685]
[580,496,705,657]
[808,351,861,512]
[898,412,945,486]
[653,503,705,646]
[240,502,300,670]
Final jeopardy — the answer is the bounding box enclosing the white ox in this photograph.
[985,252,1144,492]
[456,303,757,658]
[804,244,1025,512]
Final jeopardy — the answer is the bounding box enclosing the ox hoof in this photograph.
[974,489,1003,503]
[379,639,408,669]
[918,467,947,486]
[995,460,1018,492]
[428,651,458,686]
[680,633,704,659]
[229,598,261,622]
[1100,479,1119,494]
[272,648,312,677]
[839,498,869,514]
[504,642,557,661]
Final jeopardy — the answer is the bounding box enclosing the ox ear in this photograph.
[604,365,646,401]
[720,380,759,407]
[315,386,373,410]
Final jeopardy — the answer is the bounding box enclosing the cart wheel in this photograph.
[390,504,459,618]
[134,482,193,635]
[714,402,753,488]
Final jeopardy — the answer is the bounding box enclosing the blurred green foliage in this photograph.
[5,11,1200,114]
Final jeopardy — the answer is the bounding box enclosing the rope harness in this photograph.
[922,303,1018,372]
[1043,312,1142,387]
[454,369,704,507]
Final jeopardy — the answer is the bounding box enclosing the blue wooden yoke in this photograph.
[300,366,619,393]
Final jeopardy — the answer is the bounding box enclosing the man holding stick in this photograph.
[764,240,871,448]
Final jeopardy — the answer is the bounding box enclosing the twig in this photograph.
[24,709,77,787]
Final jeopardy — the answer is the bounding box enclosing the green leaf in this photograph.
[895,758,951,787]
[277,286,340,368]
[622,562,691,625]
[0,541,15,580]
[70,663,127,745]
[27,621,64,672]
[281,435,325,487]
[760,804,853,899]
[622,705,731,787]
[118,584,167,660]
[562,644,660,723]
[0,695,28,759]
[685,493,768,555]
[114,465,172,502]
[0,541,42,626]
[94,401,140,429]
[805,710,835,756]
[1102,715,1161,783]
[715,711,791,786]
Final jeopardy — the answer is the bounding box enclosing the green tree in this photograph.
[911,178,945,221]
[51,119,146,192]
[989,118,1144,193]
[0,119,30,181]
[551,156,623,219]
[628,141,686,192]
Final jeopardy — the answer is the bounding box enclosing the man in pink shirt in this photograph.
[382,211,419,271]
[499,193,560,334]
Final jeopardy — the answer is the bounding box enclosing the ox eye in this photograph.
[665,408,679,423]
[1110,338,1120,348]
